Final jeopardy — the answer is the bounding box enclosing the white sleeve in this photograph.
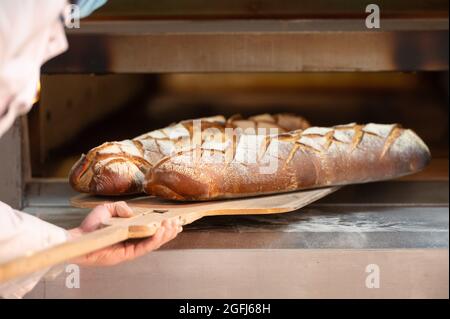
[0,1,71,298]
[0,0,68,138]
[0,201,69,299]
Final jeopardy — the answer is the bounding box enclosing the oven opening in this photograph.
[28,72,449,181]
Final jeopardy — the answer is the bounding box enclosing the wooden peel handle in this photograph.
[0,224,129,284]
[108,209,206,238]
[0,209,192,283]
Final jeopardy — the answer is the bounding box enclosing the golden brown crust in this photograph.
[69,113,310,195]
[144,123,431,201]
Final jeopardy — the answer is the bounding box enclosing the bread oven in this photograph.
[0,1,448,298]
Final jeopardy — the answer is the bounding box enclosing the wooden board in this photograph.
[71,187,340,237]
[0,187,339,283]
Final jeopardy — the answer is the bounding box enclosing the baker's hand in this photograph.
[68,201,182,266]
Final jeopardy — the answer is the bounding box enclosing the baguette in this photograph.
[69,113,310,195]
[144,123,431,201]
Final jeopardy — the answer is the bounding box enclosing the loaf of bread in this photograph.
[144,123,431,201]
[69,113,310,195]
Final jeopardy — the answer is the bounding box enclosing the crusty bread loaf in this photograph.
[69,113,310,195]
[144,123,431,201]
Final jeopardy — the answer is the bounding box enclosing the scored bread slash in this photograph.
[69,113,310,196]
[144,123,431,201]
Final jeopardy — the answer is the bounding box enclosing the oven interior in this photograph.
[29,72,449,182]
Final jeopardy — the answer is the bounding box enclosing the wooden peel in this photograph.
[0,187,339,283]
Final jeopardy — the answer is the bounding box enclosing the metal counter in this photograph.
[24,180,448,298]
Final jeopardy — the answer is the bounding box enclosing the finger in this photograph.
[80,204,115,232]
[174,217,183,233]
[130,226,166,258]
[160,219,179,243]
[105,201,134,218]
[169,219,182,239]
[128,218,180,258]
[121,219,183,261]
[114,201,134,218]
[170,218,182,237]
